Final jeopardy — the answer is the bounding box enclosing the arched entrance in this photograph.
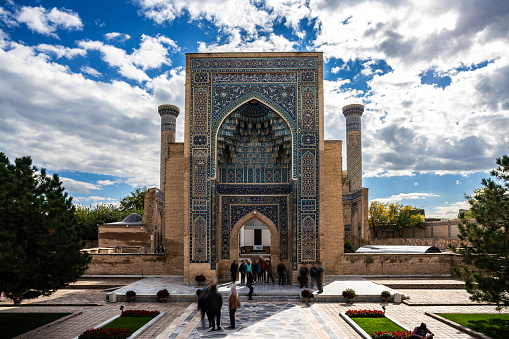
[230,211,280,266]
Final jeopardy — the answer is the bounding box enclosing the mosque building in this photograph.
[104,52,369,282]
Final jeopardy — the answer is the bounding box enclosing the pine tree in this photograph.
[453,154,509,309]
[0,153,91,304]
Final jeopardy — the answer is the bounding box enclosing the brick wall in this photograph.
[98,226,151,248]
[342,253,460,276]
[85,254,183,275]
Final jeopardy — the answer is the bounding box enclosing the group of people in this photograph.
[231,257,275,285]
[197,264,434,337]
[297,261,324,293]
[197,282,240,331]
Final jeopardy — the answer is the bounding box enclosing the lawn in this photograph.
[102,316,154,332]
[0,313,70,339]
[438,313,509,339]
[352,317,406,334]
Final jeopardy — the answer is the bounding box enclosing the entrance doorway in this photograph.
[239,219,270,261]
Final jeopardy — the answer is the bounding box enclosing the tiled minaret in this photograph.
[342,104,364,192]
[158,104,180,190]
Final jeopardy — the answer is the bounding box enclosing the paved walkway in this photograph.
[1,276,508,338]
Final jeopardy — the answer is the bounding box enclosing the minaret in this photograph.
[342,104,364,192]
[158,104,180,190]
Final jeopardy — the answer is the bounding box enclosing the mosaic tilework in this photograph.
[192,215,207,261]
[192,150,208,197]
[189,55,320,266]
[213,72,296,83]
[217,184,292,195]
[191,57,317,70]
[301,150,316,197]
[221,196,288,260]
[301,215,316,261]
[193,88,208,132]
[301,87,315,131]
[347,133,362,192]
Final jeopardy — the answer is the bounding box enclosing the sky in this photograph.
[0,0,508,219]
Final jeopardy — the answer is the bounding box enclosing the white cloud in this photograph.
[16,6,82,38]
[0,37,186,188]
[73,196,117,203]
[97,179,123,186]
[373,192,439,204]
[456,180,461,185]
[81,66,101,77]
[35,44,86,58]
[78,34,179,82]
[105,32,131,42]
[198,30,297,53]
[433,201,470,219]
[60,177,101,194]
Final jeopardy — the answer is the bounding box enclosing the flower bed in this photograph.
[78,328,132,339]
[344,309,411,339]
[78,310,161,339]
[346,309,385,318]
[371,330,411,339]
[121,310,160,318]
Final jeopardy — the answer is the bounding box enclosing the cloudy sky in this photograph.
[1,0,508,218]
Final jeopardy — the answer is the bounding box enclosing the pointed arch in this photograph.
[230,210,280,264]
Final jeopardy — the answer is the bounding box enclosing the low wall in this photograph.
[85,253,184,275]
[342,253,462,276]
[370,238,461,250]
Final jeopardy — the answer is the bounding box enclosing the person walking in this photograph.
[277,262,287,285]
[206,284,223,331]
[228,284,240,329]
[298,264,309,288]
[196,288,208,328]
[316,261,324,293]
[260,257,267,282]
[310,262,317,289]
[246,270,254,300]
[230,260,239,283]
[239,260,246,285]
[252,259,258,283]
[266,260,275,283]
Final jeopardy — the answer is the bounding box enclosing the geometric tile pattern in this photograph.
[221,195,288,260]
[189,55,320,266]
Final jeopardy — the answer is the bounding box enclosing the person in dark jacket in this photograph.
[316,261,324,293]
[246,271,254,300]
[266,260,275,283]
[277,262,287,285]
[230,260,239,283]
[298,264,309,288]
[206,284,223,331]
[239,260,246,285]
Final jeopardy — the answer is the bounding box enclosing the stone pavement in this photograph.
[1,276,509,338]
[109,275,403,303]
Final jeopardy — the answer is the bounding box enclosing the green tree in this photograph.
[368,201,390,238]
[75,204,133,240]
[452,154,509,309]
[344,240,355,253]
[119,187,147,212]
[0,153,91,304]
[393,205,424,237]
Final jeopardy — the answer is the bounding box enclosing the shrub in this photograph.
[301,289,314,298]
[157,289,169,298]
[370,330,411,339]
[195,274,206,282]
[78,328,132,339]
[381,291,391,298]
[346,309,385,318]
[121,310,160,318]
[125,290,136,298]
[342,288,356,298]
